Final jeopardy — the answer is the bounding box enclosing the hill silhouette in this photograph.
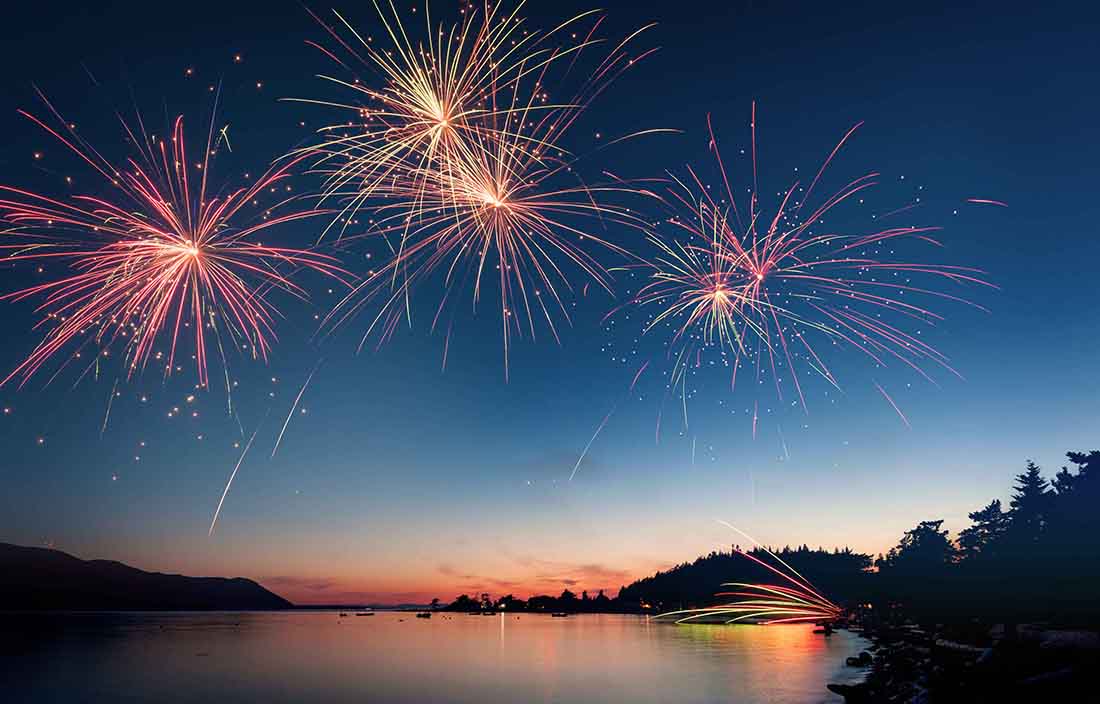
[0,542,291,610]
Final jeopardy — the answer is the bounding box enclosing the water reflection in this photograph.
[2,612,867,703]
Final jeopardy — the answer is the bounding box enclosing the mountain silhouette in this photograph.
[0,542,292,610]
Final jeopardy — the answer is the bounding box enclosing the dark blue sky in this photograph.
[0,0,1097,603]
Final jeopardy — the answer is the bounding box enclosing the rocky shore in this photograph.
[827,621,1100,703]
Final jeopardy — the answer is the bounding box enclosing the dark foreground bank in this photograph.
[827,620,1100,703]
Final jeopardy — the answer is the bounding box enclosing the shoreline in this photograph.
[826,621,1100,703]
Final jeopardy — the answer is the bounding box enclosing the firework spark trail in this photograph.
[966,198,1008,207]
[574,357,663,480]
[301,1,664,375]
[0,90,349,391]
[873,379,911,429]
[100,378,119,437]
[629,360,650,392]
[625,104,994,425]
[209,414,266,537]
[272,359,322,457]
[569,403,616,481]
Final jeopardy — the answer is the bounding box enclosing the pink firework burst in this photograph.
[0,91,348,389]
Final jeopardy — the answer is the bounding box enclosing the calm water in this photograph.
[1,612,868,703]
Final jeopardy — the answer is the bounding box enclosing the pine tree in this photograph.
[1005,461,1051,552]
[958,499,1007,559]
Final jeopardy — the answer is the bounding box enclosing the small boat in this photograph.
[339,612,348,617]
[481,611,497,616]
[416,612,432,619]
[551,612,570,618]
[355,612,374,616]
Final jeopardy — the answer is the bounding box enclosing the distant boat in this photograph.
[482,611,497,616]
[339,612,348,617]
[551,612,570,618]
[355,612,374,616]
[416,612,432,619]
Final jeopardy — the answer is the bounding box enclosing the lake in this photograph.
[1,611,869,703]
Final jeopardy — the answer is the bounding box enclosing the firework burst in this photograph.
[304,0,663,374]
[628,105,994,422]
[297,1,652,238]
[297,0,555,235]
[0,91,347,390]
[322,117,657,374]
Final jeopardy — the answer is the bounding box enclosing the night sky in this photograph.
[1,0,1097,605]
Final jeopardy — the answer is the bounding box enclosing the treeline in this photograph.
[436,450,1100,624]
[441,589,616,613]
[872,450,1100,624]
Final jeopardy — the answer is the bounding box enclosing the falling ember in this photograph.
[0,90,348,390]
[873,380,911,429]
[271,360,321,457]
[209,414,265,537]
[569,404,616,481]
[629,360,650,392]
[100,378,119,437]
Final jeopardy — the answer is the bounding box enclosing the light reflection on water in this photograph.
[2,612,867,703]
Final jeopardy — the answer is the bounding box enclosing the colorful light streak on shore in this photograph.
[300,0,664,375]
[0,91,348,391]
[624,105,995,427]
[657,523,842,625]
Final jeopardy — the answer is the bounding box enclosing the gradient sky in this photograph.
[1,0,1098,605]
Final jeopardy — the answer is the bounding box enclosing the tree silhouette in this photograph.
[445,594,477,611]
[877,520,957,573]
[958,500,1007,560]
[1007,461,1051,545]
[593,589,611,609]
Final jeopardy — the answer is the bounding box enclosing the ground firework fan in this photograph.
[656,524,843,625]
[0,92,347,390]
